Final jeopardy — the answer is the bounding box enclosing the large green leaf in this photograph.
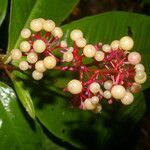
[0,0,7,26]
[0,81,43,150]
[8,0,79,52]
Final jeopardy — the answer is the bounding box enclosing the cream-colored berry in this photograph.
[135,64,145,72]
[38,18,45,24]
[110,40,120,50]
[91,96,99,104]
[119,36,134,51]
[94,51,105,61]
[27,52,38,64]
[35,60,46,72]
[30,19,43,32]
[103,90,112,99]
[63,51,73,62]
[67,79,82,94]
[21,28,31,39]
[89,82,100,94]
[43,19,55,32]
[128,52,141,65]
[20,41,31,52]
[135,71,146,80]
[52,27,63,38]
[84,98,96,110]
[104,80,113,90]
[32,70,43,80]
[121,92,134,105]
[19,61,29,71]
[75,37,87,48]
[43,56,57,69]
[131,82,141,93]
[68,47,74,52]
[93,103,102,113]
[33,40,46,53]
[11,49,22,60]
[60,40,67,48]
[111,85,126,100]
[134,74,147,84]
[83,44,96,58]
[70,29,83,41]
[102,44,111,52]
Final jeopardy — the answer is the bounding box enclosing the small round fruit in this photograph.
[27,52,38,64]
[21,28,31,39]
[111,85,126,100]
[30,19,43,32]
[94,51,105,61]
[19,61,29,71]
[11,49,22,60]
[75,37,87,48]
[83,44,96,58]
[89,82,100,94]
[84,98,96,110]
[70,29,83,41]
[20,41,31,52]
[35,60,46,72]
[128,52,141,65]
[135,71,146,80]
[91,96,99,104]
[68,47,74,52]
[52,27,63,38]
[119,36,134,51]
[110,40,120,50]
[131,82,141,93]
[104,80,113,90]
[102,44,111,52]
[103,90,112,99]
[135,64,145,72]
[63,51,73,62]
[32,70,43,80]
[93,103,102,113]
[60,40,67,48]
[134,74,147,84]
[121,92,134,105]
[33,40,46,53]
[67,79,82,94]
[43,19,55,32]
[43,56,57,69]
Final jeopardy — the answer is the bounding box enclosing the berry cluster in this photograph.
[10,18,147,113]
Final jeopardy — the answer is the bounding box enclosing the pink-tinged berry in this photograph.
[128,52,141,65]
[11,49,22,60]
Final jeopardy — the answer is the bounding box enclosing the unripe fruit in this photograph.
[11,49,22,60]
[19,61,29,71]
[91,96,99,104]
[119,36,134,51]
[67,79,82,94]
[103,90,112,99]
[121,92,134,105]
[83,44,96,58]
[20,41,31,52]
[128,52,141,65]
[102,44,111,52]
[93,103,102,113]
[43,20,55,32]
[111,85,126,99]
[27,52,38,64]
[35,60,46,72]
[135,71,146,80]
[104,80,113,90]
[89,82,100,94]
[75,37,87,48]
[70,29,83,41]
[60,40,67,48]
[110,40,120,50]
[84,98,96,110]
[32,70,43,80]
[134,74,147,84]
[52,27,63,38]
[33,40,46,53]
[21,28,31,39]
[30,19,43,32]
[43,56,57,69]
[63,51,73,62]
[94,51,105,61]
[135,64,145,72]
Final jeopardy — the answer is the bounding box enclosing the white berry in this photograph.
[60,40,67,48]
[52,27,63,38]
[134,74,147,84]
[135,64,145,72]
[63,51,73,62]
[70,29,83,41]
[75,37,87,48]
[33,40,46,53]
[32,70,43,80]
[43,20,55,32]
[102,44,111,52]
[19,61,29,71]
[84,98,96,110]
[121,92,134,105]
[35,60,46,72]
[94,51,105,61]
[67,79,82,94]
[27,52,38,64]
[111,85,126,100]
[83,44,96,58]
[30,19,43,32]
[103,90,112,99]
[43,56,57,69]
[110,40,120,50]
[91,96,99,104]
[20,41,31,52]
[119,36,134,51]
[21,28,31,39]
[128,52,141,65]
[135,71,146,80]
[11,49,22,60]
[89,82,100,94]
[104,80,113,90]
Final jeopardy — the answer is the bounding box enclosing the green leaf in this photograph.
[0,81,43,150]
[8,0,79,52]
[62,11,150,89]
[0,0,8,26]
